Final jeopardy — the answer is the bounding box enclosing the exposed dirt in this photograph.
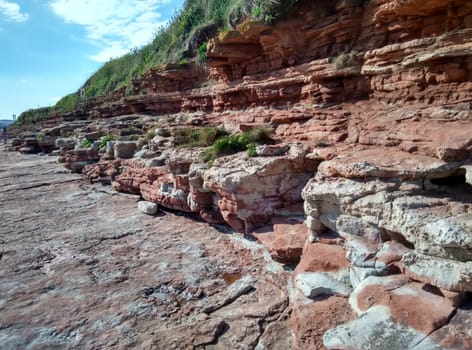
[0,147,290,349]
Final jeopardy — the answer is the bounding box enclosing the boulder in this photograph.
[55,137,75,151]
[290,294,355,350]
[323,305,445,350]
[114,141,137,159]
[138,201,158,215]
[269,221,307,263]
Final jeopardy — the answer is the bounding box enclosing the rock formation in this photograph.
[10,0,472,348]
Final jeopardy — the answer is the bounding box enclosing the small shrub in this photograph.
[331,52,356,70]
[178,58,189,66]
[196,41,208,65]
[315,140,329,147]
[145,131,156,141]
[331,53,348,70]
[36,132,45,141]
[203,127,273,162]
[247,142,257,157]
[176,126,228,148]
[99,134,114,148]
[82,138,93,148]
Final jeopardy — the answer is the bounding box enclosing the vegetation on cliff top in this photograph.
[16,0,301,127]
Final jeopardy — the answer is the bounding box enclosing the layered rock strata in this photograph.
[83,144,317,235]
[12,0,472,348]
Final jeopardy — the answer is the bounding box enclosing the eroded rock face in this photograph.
[203,151,318,232]
[84,145,317,233]
[298,146,472,348]
[16,0,472,348]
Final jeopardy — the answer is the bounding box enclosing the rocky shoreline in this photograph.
[5,0,472,348]
[0,148,292,349]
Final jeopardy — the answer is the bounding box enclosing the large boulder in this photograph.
[114,141,137,159]
[138,201,158,215]
[55,138,76,151]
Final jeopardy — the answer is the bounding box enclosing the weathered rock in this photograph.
[113,141,137,159]
[137,201,158,215]
[59,149,100,173]
[317,148,463,180]
[0,151,290,349]
[295,241,350,275]
[295,271,352,298]
[269,221,307,263]
[401,252,472,292]
[256,144,289,157]
[323,275,457,349]
[55,137,75,151]
[202,275,256,314]
[323,305,445,350]
[19,138,40,153]
[290,293,356,350]
[83,130,103,141]
[302,172,472,287]
[204,153,318,232]
[349,275,455,333]
[430,300,472,349]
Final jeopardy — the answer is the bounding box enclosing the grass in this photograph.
[169,125,272,162]
[246,142,258,157]
[15,107,52,127]
[315,140,329,147]
[175,126,229,147]
[331,52,356,70]
[251,0,301,23]
[196,41,208,65]
[81,138,93,148]
[145,131,156,141]
[203,127,273,162]
[99,134,114,149]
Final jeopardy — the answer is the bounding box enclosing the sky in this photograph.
[0,0,185,119]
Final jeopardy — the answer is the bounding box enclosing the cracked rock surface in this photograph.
[0,151,290,349]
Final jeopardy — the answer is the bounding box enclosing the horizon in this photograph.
[0,0,185,118]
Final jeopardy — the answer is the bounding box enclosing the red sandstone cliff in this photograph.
[14,0,472,349]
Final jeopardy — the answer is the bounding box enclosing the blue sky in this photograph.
[0,0,184,119]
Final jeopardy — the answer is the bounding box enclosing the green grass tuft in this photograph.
[315,140,329,147]
[99,134,114,149]
[81,138,93,148]
[203,127,273,162]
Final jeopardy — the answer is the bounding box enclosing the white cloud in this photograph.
[0,0,29,22]
[50,0,170,62]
